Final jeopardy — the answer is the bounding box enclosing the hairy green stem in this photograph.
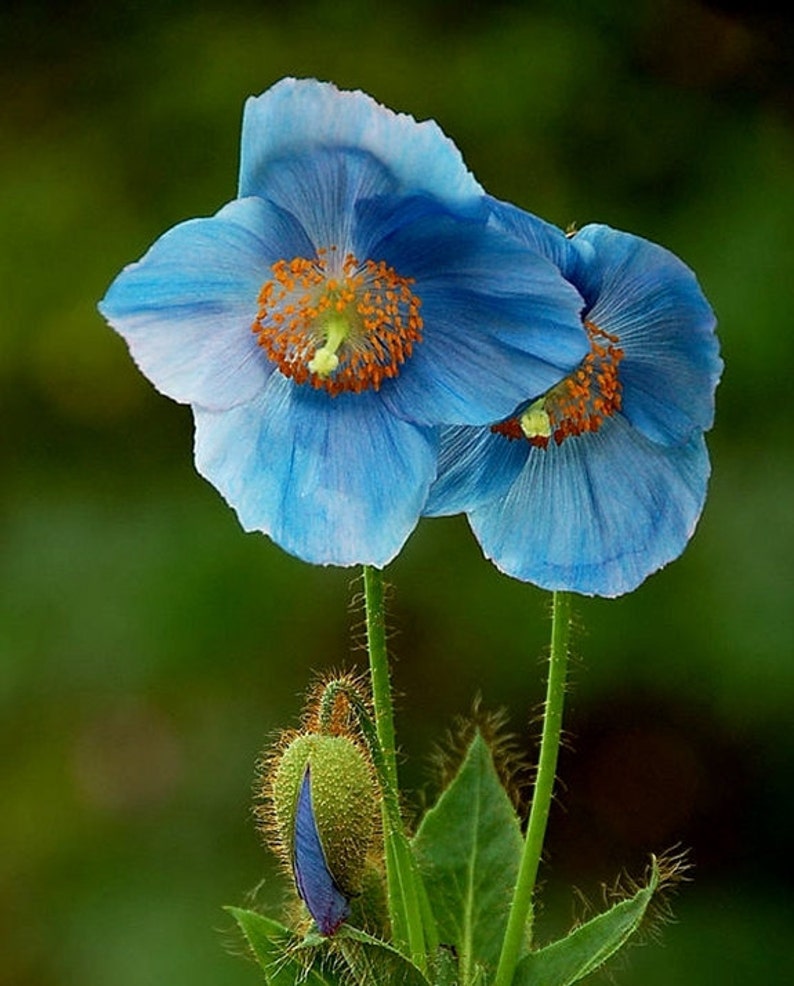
[363,566,398,790]
[494,591,572,986]
[362,565,429,971]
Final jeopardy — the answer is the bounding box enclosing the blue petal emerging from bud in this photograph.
[293,766,350,936]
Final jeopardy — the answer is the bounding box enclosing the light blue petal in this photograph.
[362,201,588,425]
[193,372,438,567]
[424,425,528,517]
[99,197,314,409]
[468,415,711,597]
[239,78,483,207]
[253,147,398,252]
[572,224,722,445]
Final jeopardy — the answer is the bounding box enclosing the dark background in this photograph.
[2,1,793,984]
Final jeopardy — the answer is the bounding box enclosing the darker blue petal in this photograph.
[434,211,721,594]
[293,767,350,937]
[424,424,528,517]
[483,209,722,448]
[571,224,722,445]
[355,196,588,426]
[486,197,582,280]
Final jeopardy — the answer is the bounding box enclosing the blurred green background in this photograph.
[2,0,793,983]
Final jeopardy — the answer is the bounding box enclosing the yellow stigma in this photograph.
[519,399,552,440]
[307,315,348,377]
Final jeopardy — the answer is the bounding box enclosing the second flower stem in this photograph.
[494,590,572,986]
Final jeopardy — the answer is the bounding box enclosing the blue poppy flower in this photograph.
[99,79,588,567]
[426,203,722,596]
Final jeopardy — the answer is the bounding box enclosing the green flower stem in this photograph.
[362,565,429,972]
[363,566,398,790]
[494,590,572,986]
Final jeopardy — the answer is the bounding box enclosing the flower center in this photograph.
[252,247,423,395]
[492,320,624,448]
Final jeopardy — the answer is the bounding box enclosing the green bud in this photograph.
[269,732,378,897]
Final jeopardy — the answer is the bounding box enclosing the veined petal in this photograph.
[572,224,722,445]
[252,147,398,251]
[99,198,314,409]
[193,372,438,567]
[363,200,588,425]
[239,78,483,207]
[424,425,527,517]
[468,415,711,597]
[486,196,582,279]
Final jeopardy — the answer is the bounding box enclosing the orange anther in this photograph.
[494,318,624,450]
[252,247,423,396]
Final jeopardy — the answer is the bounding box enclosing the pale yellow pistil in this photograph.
[308,314,350,378]
[520,398,552,440]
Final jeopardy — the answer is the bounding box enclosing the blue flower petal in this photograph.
[99,197,314,409]
[359,199,588,426]
[467,415,711,597]
[193,372,438,567]
[293,766,350,937]
[486,197,582,278]
[252,147,398,251]
[572,224,722,445]
[424,425,527,517]
[239,78,483,207]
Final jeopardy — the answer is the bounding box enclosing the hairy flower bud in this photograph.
[268,732,379,904]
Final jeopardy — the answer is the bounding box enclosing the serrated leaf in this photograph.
[412,732,524,981]
[335,927,432,986]
[513,860,660,986]
[226,907,341,986]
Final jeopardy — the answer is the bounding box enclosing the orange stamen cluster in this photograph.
[491,417,525,441]
[251,247,423,395]
[492,319,624,448]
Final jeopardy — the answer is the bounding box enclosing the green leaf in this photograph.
[412,732,524,982]
[513,860,660,986]
[225,907,341,986]
[334,927,432,986]
[227,909,431,986]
